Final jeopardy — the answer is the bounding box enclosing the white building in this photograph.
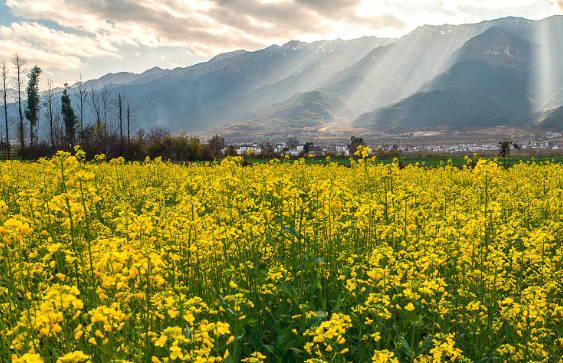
[236,144,262,156]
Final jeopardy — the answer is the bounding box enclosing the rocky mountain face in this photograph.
[352,16,563,132]
[232,15,562,133]
[354,26,535,130]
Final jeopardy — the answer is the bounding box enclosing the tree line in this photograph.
[0,54,149,159]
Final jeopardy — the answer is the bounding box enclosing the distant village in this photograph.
[224,132,563,158]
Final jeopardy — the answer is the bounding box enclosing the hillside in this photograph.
[539,106,563,130]
[93,37,393,132]
[224,91,352,132]
[353,26,536,131]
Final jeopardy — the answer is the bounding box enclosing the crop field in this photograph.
[0,151,561,362]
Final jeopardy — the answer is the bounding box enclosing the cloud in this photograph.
[4,0,405,55]
[0,21,121,78]
[0,22,118,58]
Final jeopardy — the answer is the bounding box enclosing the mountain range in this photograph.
[5,15,563,137]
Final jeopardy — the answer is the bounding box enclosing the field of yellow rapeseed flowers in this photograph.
[0,150,561,362]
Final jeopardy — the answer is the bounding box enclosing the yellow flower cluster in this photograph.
[304,313,352,359]
[1,152,561,362]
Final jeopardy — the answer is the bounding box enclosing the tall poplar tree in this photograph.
[25,65,41,147]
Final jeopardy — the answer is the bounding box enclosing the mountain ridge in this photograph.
[4,15,563,137]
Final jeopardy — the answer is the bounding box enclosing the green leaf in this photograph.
[416,334,434,355]
[398,335,415,359]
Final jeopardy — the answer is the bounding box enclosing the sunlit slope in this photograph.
[224,91,352,132]
[236,37,395,108]
[354,27,537,131]
[226,19,514,132]
[263,17,554,130]
[321,21,487,115]
[105,38,392,132]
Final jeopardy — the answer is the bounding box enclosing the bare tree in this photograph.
[74,75,88,141]
[100,88,111,136]
[44,80,56,149]
[89,87,102,138]
[208,134,225,159]
[12,54,26,155]
[117,93,123,144]
[127,101,131,145]
[53,110,64,147]
[1,61,8,152]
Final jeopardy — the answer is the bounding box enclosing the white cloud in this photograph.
[0,22,118,59]
[0,21,125,85]
[4,0,405,54]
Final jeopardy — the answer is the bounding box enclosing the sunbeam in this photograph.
[329,20,487,124]
[532,15,563,113]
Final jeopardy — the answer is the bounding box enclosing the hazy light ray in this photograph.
[349,30,428,111]
[410,24,483,94]
[333,22,486,125]
[532,19,556,112]
[328,33,421,122]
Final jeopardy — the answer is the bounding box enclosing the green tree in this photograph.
[25,65,41,147]
[498,141,511,158]
[61,83,78,148]
[303,141,314,154]
[286,136,299,150]
[348,136,365,154]
[208,134,225,159]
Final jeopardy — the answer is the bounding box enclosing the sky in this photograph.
[0,0,561,87]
